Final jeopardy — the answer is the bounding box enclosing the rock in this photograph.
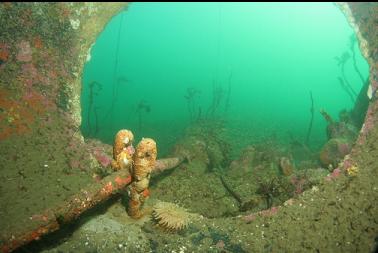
[319,138,352,167]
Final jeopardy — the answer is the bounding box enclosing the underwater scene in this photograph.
[0,2,378,253]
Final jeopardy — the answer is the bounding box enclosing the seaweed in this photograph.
[349,34,366,84]
[184,87,201,122]
[305,90,314,145]
[135,99,151,133]
[256,175,293,209]
[335,33,368,104]
[101,10,126,132]
[207,80,225,118]
[86,81,102,137]
[224,70,232,113]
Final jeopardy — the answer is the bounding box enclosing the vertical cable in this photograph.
[105,11,125,133]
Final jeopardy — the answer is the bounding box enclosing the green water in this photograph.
[80,2,369,157]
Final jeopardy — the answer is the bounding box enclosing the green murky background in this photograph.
[80,2,369,157]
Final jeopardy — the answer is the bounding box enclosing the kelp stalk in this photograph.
[305,91,314,145]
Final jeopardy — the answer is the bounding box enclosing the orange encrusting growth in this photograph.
[111,129,135,171]
[113,129,134,159]
[0,89,49,141]
[142,188,150,198]
[128,138,157,219]
[0,44,10,62]
[133,138,157,180]
[114,175,132,188]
